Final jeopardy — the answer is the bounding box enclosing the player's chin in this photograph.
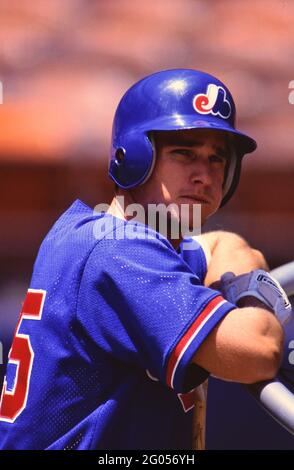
[194,205,217,228]
[178,200,219,233]
[191,201,217,223]
[205,197,222,216]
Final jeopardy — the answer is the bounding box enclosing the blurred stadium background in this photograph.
[0,0,293,449]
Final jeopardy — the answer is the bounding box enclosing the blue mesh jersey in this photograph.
[0,200,236,450]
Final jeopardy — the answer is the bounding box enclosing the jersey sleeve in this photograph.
[77,220,236,394]
[178,236,209,283]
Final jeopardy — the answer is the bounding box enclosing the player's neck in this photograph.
[107,195,127,221]
[107,194,182,251]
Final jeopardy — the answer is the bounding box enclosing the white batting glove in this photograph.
[219,269,292,326]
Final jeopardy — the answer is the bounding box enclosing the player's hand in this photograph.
[219,270,292,325]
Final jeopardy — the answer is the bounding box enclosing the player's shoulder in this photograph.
[84,213,185,281]
[51,199,172,248]
[92,213,173,251]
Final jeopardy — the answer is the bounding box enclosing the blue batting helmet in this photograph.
[109,69,257,206]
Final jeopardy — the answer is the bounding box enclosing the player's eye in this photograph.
[209,154,226,165]
[170,148,194,160]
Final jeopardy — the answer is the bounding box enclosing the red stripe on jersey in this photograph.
[166,295,225,389]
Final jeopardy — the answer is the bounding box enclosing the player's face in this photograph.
[131,129,229,227]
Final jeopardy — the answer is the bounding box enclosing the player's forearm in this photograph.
[199,231,269,287]
[193,305,284,384]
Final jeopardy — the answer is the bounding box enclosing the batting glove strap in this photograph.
[219,269,292,325]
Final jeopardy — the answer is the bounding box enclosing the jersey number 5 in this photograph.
[0,289,46,423]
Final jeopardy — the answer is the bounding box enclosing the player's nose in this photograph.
[189,159,213,187]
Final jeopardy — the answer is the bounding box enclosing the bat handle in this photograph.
[192,380,208,450]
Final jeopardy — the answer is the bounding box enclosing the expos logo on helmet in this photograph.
[193,83,232,120]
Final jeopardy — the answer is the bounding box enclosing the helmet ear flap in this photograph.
[140,132,157,186]
[109,132,154,189]
[221,134,245,207]
[222,135,237,197]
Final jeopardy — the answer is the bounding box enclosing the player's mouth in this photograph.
[180,195,210,204]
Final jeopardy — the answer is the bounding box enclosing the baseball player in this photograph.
[0,69,290,450]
